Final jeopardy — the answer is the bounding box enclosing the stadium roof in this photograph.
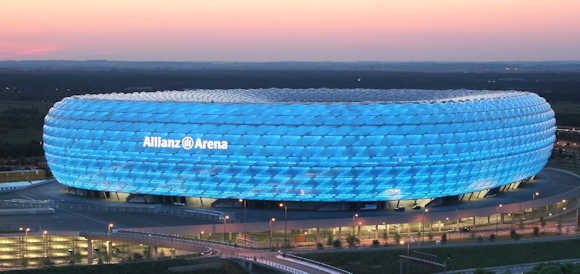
[74,88,527,104]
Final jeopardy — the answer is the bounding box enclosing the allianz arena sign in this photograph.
[142,136,229,150]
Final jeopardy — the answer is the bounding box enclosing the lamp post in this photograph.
[352,212,359,236]
[222,215,230,243]
[239,199,247,247]
[24,228,30,259]
[496,203,503,234]
[42,230,48,257]
[560,206,567,234]
[107,223,114,234]
[422,208,429,243]
[269,217,276,249]
[279,202,288,247]
[532,192,540,217]
[18,227,24,259]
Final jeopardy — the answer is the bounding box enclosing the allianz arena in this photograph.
[43,89,556,202]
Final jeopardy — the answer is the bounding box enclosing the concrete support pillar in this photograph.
[386,224,390,238]
[107,241,112,262]
[316,227,320,244]
[501,213,505,224]
[87,239,93,264]
[152,246,158,258]
[487,216,491,224]
[473,216,476,226]
[375,224,379,239]
[338,226,342,240]
[456,218,461,240]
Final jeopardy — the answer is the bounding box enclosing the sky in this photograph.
[1,0,579,61]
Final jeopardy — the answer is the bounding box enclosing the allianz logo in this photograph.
[142,136,228,150]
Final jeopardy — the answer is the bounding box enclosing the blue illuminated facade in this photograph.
[43,89,556,202]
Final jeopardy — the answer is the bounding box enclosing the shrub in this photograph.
[533,227,540,237]
[510,229,520,240]
[332,239,342,248]
[326,234,334,246]
[394,232,401,244]
[441,233,447,244]
[477,236,484,242]
[316,242,324,250]
[428,233,433,240]
[346,235,360,247]
[133,253,144,261]
[372,239,380,247]
[40,257,54,266]
[489,234,496,242]
[528,262,580,274]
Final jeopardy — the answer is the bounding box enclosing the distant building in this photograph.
[43,89,555,202]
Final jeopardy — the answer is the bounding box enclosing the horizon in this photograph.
[3,60,580,63]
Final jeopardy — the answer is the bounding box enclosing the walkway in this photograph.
[80,230,348,274]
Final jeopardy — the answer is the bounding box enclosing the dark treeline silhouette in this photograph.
[2,69,580,102]
[1,62,579,158]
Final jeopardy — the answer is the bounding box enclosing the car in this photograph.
[412,205,421,210]
[394,207,405,212]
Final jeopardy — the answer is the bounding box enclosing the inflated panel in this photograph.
[43,89,555,201]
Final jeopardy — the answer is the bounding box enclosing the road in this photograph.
[0,168,578,235]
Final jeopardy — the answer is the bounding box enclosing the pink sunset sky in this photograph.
[1,0,579,61]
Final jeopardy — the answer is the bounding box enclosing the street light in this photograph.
[23,228,30,259]
[532,192,540,216]
[239,199,247,247]
[496,203,503,234]
[422,208,429,243]
[222,215,230,243]
[353,212,359,236]
[42,230,48,257]
[279,202,288,247]
[107,223,114,234]
[269,217,276,249]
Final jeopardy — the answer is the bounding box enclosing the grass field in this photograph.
[3,257,248,274]
[548,156,580,175]
[302,239,580,274]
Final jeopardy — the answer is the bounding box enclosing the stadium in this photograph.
[42,89,555,207]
